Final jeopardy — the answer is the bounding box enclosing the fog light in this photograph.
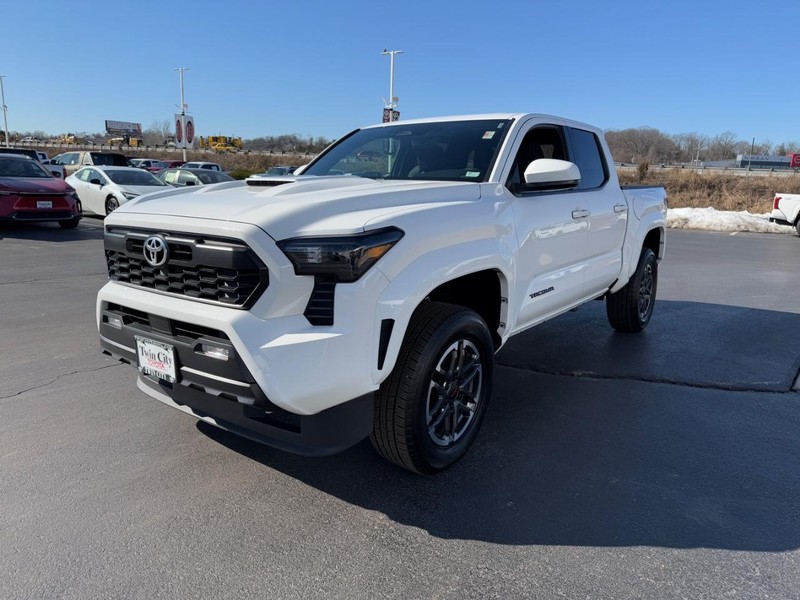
[107,315,123,330]
[199,344,229,361]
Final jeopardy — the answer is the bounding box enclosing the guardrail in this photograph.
[617,164,800,178]
[9,141,318,157]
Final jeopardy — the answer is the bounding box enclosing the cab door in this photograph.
[502,120,590,333]
[567,127,628,295]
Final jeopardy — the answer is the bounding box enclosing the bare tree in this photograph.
[705,131,740,160]
[605,127,679,163]
[142,120,173,146]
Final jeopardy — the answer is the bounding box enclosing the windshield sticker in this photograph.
[466,171,481,178]
[497,123,504,128]
[482,131,495,140]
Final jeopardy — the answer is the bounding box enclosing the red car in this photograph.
[0,154,82,229]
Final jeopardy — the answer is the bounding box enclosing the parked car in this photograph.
[51,151,130,176]
[181,161,223,172]
[156,168,234,187]
[130,158,168,173]
[19,136,42,144]
[263,165,299,176]
[66,166,168,216]
[0,154,81,228]
[0,147,65,179]
[163,160,186,168]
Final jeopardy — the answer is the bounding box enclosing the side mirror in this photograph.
[184,180,196,186]
[90,178,102,186]
[521,159,581,191]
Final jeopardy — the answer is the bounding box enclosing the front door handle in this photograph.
[571,209,591,219]
[614,204,628,213]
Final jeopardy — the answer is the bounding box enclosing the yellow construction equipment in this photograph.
[199,135,243,153]
[107,135,145,148]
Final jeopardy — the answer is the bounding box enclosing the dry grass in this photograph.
[618,168,800,213]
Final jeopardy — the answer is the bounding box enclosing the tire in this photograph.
[606,247,658,333]
[795,218,800,237]
[58,218,79,229]
[105,196,119,215]
[370,302,494,474]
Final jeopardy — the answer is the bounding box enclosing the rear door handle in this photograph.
[614,204,628,213]
[571,209,591,219]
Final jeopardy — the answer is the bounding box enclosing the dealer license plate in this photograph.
[36,200,53,209]
[135,336,177,383]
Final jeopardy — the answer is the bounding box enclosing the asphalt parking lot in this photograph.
[1,220,798,600]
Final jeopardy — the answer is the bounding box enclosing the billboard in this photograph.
[791,153,800,168]
[174,114,196,149]
[105,120,142,136]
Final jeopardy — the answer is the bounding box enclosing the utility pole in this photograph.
[175,67,189,160]
[381,50,403,120]
[0,76,9,148]
[746,136,755,176]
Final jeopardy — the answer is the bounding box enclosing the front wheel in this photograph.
[105,196,119,215]
[795,219,800,237]
[370,302,494,474]
[606,247,658,333]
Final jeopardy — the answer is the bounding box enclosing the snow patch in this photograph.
[667,207,796,234]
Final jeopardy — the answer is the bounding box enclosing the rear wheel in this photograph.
[606,247,658,333]
[795,218,800,237]
[105,196,119,215]
[370,302,494,474]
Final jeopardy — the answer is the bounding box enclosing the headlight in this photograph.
[122,192,139,200]
[277,227,404,283]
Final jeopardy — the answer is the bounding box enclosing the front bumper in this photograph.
[99,300,373,456]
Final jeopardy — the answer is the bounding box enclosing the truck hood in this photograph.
[115,176,482,239]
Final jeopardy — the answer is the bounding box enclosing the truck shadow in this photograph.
[197,300,800,551]
[0,218,105,242]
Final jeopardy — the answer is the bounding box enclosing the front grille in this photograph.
[104,227,269,308]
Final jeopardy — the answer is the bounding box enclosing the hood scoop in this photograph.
[246,175,297,188]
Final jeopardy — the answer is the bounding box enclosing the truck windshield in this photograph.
[303,119,512,182]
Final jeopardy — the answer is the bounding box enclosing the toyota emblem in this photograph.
[143,236,169,267]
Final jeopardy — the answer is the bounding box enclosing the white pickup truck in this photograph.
[97,113,667,473]
[770,193,800,236]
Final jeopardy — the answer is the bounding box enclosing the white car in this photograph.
[66,166,169,216]
[181,161,223,172]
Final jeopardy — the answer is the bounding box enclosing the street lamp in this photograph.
[381,49,403,121]
[174,67,189,160]
[0,76,9,148]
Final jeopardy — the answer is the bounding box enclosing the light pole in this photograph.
[0,76,9,148]
[381,49,403,120]
[174,67,189,160]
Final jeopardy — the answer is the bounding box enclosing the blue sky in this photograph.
[3,0,798,143]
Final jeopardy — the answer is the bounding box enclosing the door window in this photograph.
[507,126,568,190]
[568,128,608,189]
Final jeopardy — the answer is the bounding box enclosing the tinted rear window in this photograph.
[0,147,39,161]
[90,153,129,166]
